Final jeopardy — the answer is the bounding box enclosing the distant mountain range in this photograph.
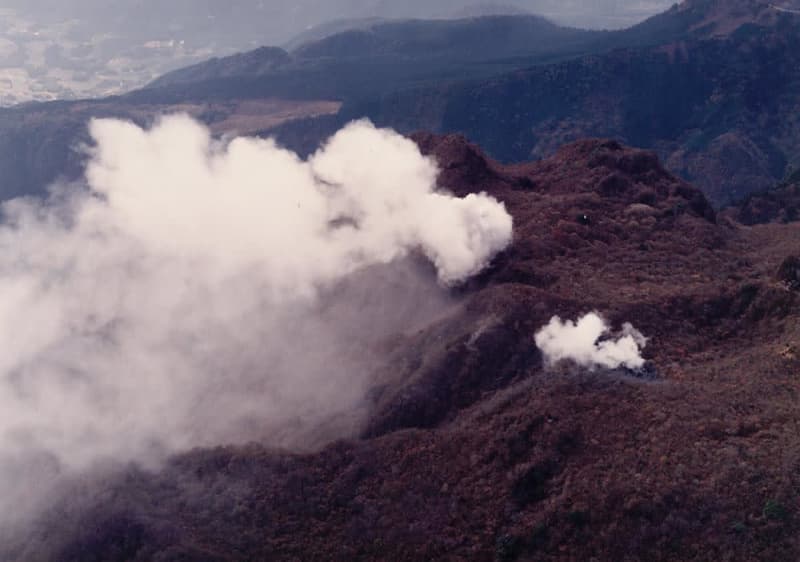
[148,14,606,93]
[343,1,800,204]
[0,0,799,207]
[0,1,674,106]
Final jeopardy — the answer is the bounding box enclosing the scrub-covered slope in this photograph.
[9,135,800,562]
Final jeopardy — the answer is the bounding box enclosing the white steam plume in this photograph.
[534,312,647,370]
[0,115,512,528]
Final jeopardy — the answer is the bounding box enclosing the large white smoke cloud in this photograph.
[0,115,512,528]
[534,313,647,370]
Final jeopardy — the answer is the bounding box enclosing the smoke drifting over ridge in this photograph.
[0,116,512,529]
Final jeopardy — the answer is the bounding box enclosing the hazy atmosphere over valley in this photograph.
[0,0,675,105]
[2,1,800,560]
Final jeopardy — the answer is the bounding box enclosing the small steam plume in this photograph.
[534,312,647,370]
[0,115,512,531]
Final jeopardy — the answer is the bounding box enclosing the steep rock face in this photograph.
[334,3,800,206]
[6,136,800,562]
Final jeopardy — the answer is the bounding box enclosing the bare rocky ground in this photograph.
[6,135,800,561]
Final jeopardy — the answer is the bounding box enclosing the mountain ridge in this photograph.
[2,3,800,211]
[6,133,800,561]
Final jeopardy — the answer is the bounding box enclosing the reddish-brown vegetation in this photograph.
[13,135,800,562]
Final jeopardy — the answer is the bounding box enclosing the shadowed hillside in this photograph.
[352,14,800,205]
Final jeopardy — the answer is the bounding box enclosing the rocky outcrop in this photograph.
[777,255,800,290]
